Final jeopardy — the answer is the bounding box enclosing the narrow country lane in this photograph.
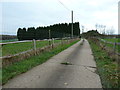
[3,39,102,88]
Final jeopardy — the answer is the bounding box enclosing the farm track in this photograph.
[3,39,102,88]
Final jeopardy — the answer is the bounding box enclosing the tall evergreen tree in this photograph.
[17,28,23,41]
[27,27,35,40]
[17,22,80,40]
[22,28,27,40]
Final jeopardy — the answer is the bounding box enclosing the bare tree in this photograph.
[101,25,106,34]
[109,27,115,35]
[106,29,110,35]
[81,25,84,33]
[95,24,98,30]
[103,25,106,34]
[106,27,115,35]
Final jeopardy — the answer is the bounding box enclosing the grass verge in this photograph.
[2,39,80,85]
[88,39,119,88]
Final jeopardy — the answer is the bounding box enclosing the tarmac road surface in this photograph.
[3,39,102,88]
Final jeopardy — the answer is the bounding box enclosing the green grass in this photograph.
[103,38,120,43]
[2,39,80,85]
[0,39,18,43]
[1,40,61,57]
[89,39,119,88]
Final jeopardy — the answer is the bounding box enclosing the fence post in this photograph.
[52,38,54,48]
[113,42,116,54]
[48,29,51,46]
[33,39,36,51]
[48,39,51,45]
[62,38,64,45]
[67,37,68,43]
[61,38,63,45]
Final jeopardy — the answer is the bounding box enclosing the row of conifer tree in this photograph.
[17,22,80,41]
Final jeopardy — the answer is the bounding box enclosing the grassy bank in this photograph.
[1,40,60,56]
[88,39,119,88]
[2,39,80,85]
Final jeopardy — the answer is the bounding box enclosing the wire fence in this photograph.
[89,37,120,63]
[99,38,120,56]
[0,37,71,57]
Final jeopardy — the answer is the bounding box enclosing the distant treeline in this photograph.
[82,30,102,38]
[17,22,80,41]
[0,35,17,40]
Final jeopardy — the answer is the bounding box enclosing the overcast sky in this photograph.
[0,0,119,35]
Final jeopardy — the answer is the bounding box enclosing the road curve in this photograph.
[3,39,102,88]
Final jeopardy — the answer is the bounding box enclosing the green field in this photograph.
[89,39,119,88]
[0,39,18,43]
[103,38,120,43]
[1,40,61,57]
[102,38,120,53]
[2,39,79,85]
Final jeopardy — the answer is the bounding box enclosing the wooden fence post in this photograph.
[61,38,63,45]
[48,39,51,46]
[113,42,116,54]
[33,39,36,51]
[67,37,68,43]
[49,29,51,45]
[52,38,54,48]
[53,38,55,44]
